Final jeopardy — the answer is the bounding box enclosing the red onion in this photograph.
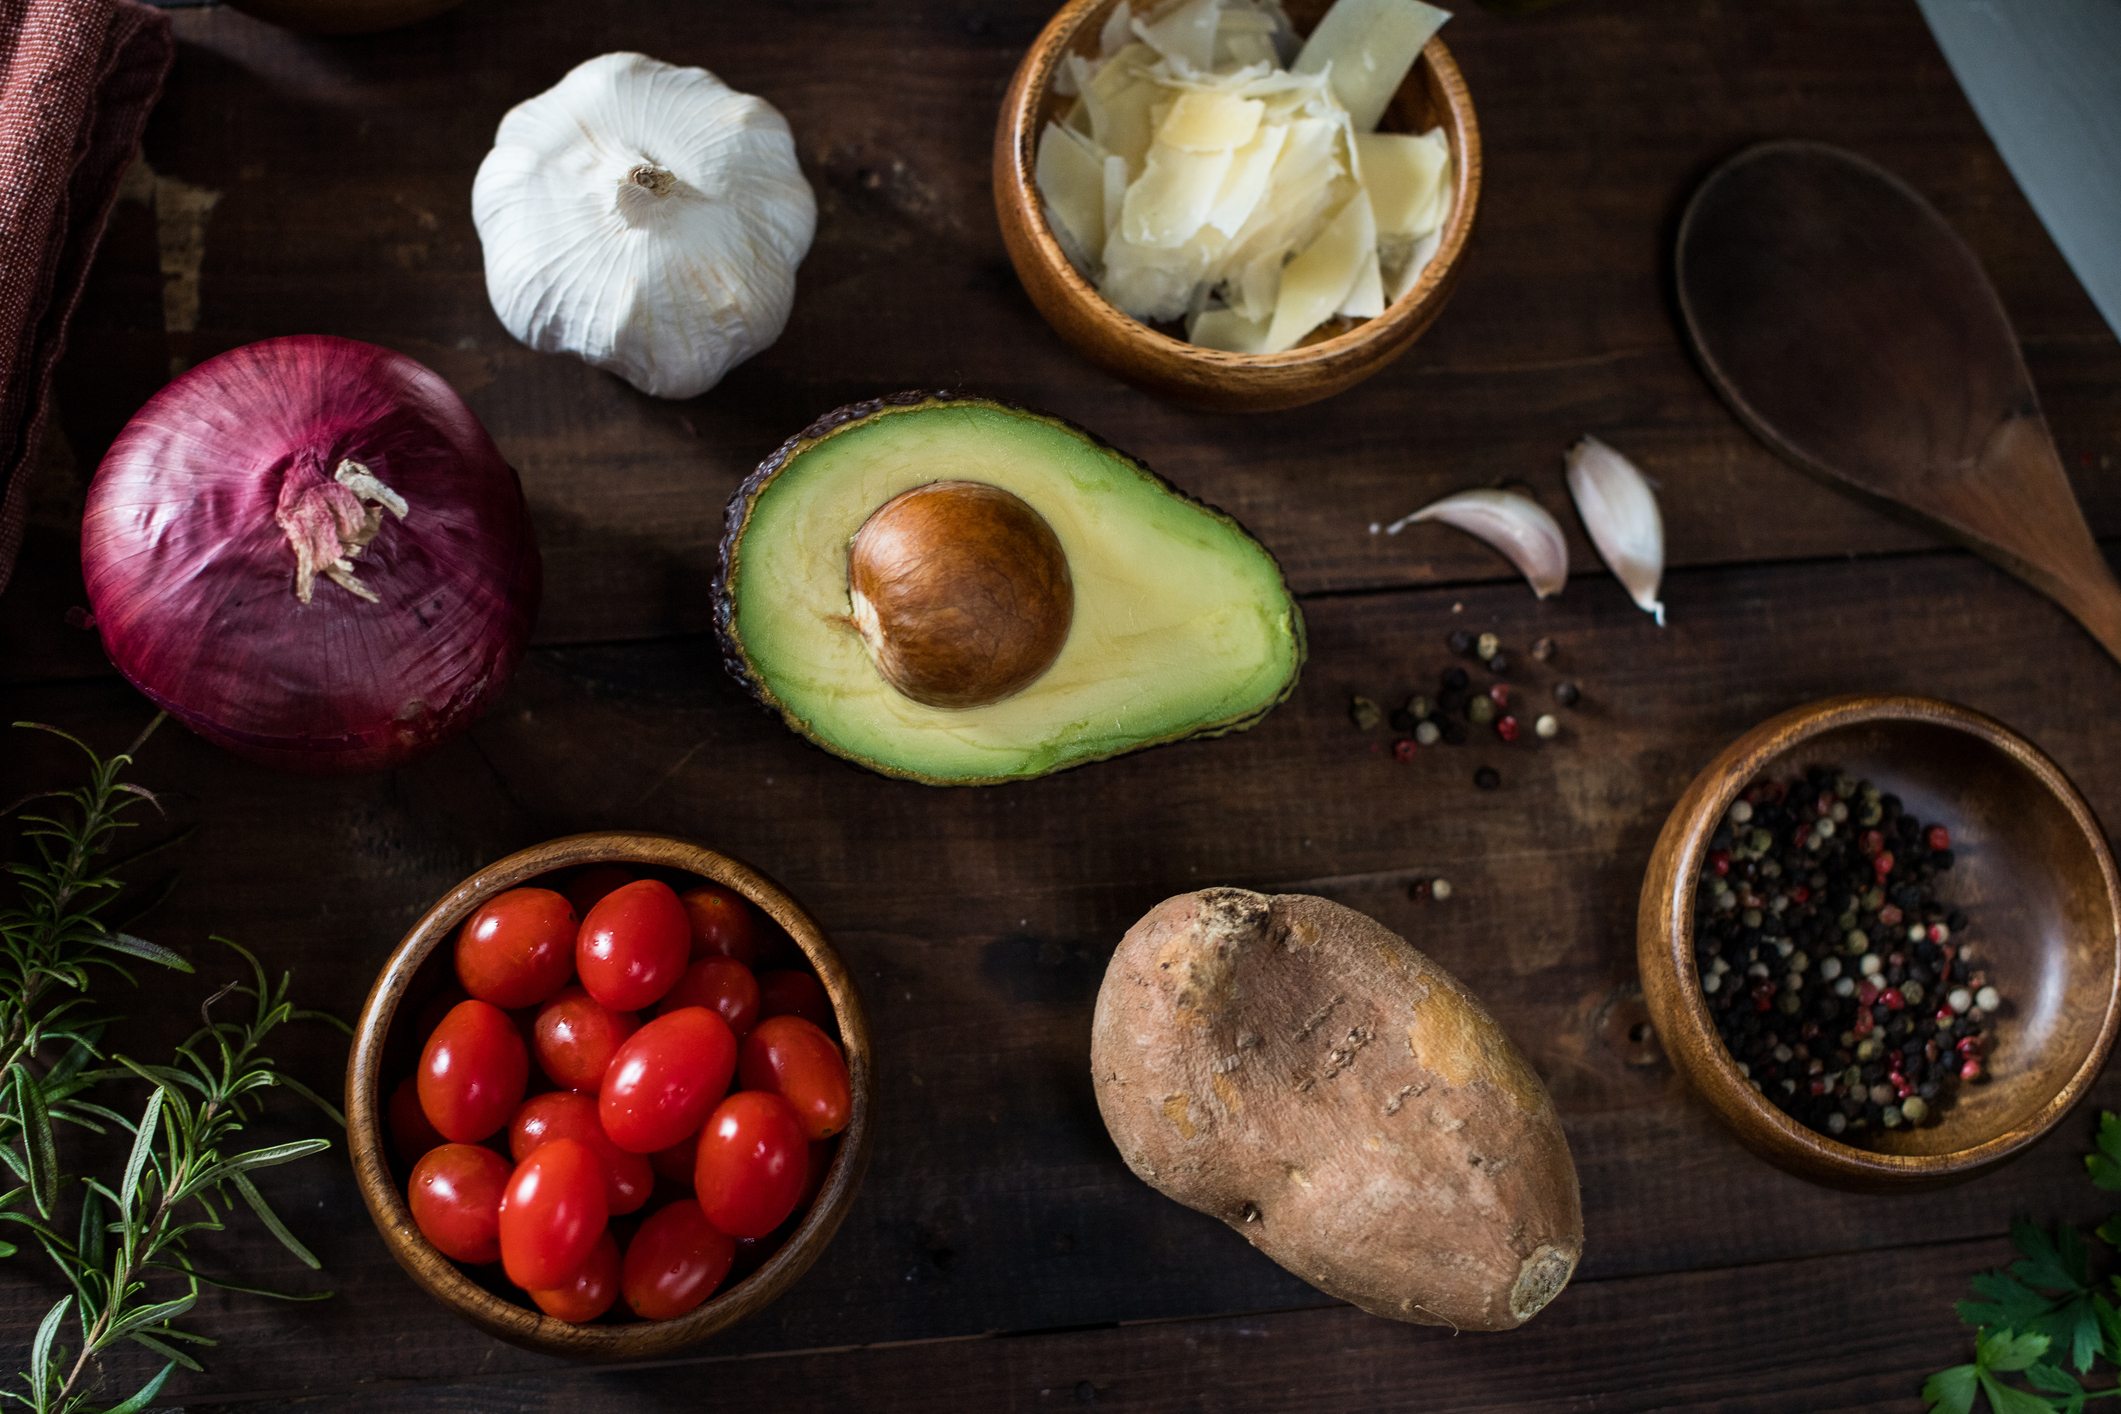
[82,336,540,772]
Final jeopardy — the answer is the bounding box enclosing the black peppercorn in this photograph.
[1441,666,1470,692]
[1474,766,1500,790]
[1447,629,1474,656]
[1553,681,1581,707]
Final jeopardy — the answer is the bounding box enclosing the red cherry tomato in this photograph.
[621,1199,736,1320]
[756,970,834,1033]
[509,1091,652,1215]
[408,1143,512,1264]
[388,1074,445,1165]
[599,1007,737,1154]
[738,1015,851,1141]
[499,1138,609,1291]
[454,887,577,1009]
[650,1133,701,1186]
[679,884,761,965]
[577,880,691,1011]
[660,957,761,1036]
[527,1229,619,1323]
[694,1091,807,1240]
[564,863,635,916]
[532,986,639,1093]
[418,1000,528,1143]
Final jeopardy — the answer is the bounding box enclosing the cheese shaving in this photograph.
[1037,0,1454,354]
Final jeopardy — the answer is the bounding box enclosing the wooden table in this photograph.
[5,0,2120,1407]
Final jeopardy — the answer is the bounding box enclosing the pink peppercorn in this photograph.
[1878,905,1904,928]
[1495,716,1521,743]
[1881,988,1905,1012]
[1927,825,1951,851]
[1392,738,1417,763]
[1488,683,1510,707]
[1961,1058,1985,1082]
[1710,850,1731,877]
[1857,981,1880,1006]
[1791,885,1810,904]
[1859,829,1884,858]
[1874,850,1896,877]
[1928,923,1949,944]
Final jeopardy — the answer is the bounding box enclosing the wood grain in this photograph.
[1679,141,2121,664]
[1639,694,2121,1188]
[345,832,873,1359]
[5,0,2118,686]
[993,1,1482,411]
[5,546,2121,1402]
[175,1237,2023,1412]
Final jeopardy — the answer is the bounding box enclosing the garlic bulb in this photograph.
[472,52,816,399]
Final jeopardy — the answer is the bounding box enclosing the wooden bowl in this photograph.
[1638,695,2121,1189]
[346,832,872,1358]
[993,0,1482,412]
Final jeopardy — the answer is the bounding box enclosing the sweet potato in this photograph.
[1090,887,1582,1330]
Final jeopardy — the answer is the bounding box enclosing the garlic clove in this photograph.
[1564,435,1665,624]
[1382,489,1568,599]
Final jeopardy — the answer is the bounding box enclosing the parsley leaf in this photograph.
[1922,1363,1978,1414]
[2086,1112,2121,1192]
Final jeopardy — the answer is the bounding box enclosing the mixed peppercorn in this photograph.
[1349,630,1582,792]
[1693,766,1998,1141]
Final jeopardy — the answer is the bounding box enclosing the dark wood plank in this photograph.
[2,545,2117,1401]
[179,1236,2021,1411]
[5,0,2117,684]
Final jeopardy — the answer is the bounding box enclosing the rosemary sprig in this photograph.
[0,722,342,1414]
[0,718,190,1220]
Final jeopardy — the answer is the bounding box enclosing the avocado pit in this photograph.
[846,480,1074,710]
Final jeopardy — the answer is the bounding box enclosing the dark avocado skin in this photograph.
[714,390,1308,786]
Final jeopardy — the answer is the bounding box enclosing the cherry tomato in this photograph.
[454,887,577,1009]
[738,1015,851,1141]
[621,1200,736,1320]
[408,1143,511,1264]
[694,1091,807,1240]
[532,986,639,1093]
[499,1137,609,1291]
[660,957,760,1036]
[649,1133,701,1186]
[756,970,834,1033]
[599,1007,737,1154]
[564,863,636,916]
[577,880,690,1011]
[388,1074,445,1165]
[679,884,761,965]
[509,1091,652,1215]
[418,1000,528,1143]
[527,1229,619,1323]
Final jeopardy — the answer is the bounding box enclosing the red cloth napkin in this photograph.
[0,0,172,595]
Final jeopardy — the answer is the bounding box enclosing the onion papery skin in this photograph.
[82,336,541,774]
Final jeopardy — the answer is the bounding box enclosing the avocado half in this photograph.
[715,392,1306,785]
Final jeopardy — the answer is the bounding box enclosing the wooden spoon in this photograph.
[1676,140,2121,662]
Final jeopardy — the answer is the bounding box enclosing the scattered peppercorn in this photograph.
[1392,738,1417,763]
[1691,767,1997,1145]
[1476,632,1500,661]
[1442,666,1470,693]
[1532,636,1556,662]
[1467,696,1496,726]
[1349,695,1383,731]
[1535,713,1559,739]
[1447,629,1475,657]
[1553,681,1581,708]
[1414,721,1441,746]
[1495,715,1521,743]
[1431,877,1454,901]
[1487,651,1511,675]
[1474,766,1500,790]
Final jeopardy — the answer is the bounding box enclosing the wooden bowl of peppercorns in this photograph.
[1638,694,2121,1189]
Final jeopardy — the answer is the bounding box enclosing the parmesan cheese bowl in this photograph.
[994,0,1480,411]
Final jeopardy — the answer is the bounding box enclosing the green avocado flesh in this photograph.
[724,398,1305,784]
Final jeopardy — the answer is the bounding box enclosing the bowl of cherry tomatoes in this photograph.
[345,832,871,1358]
